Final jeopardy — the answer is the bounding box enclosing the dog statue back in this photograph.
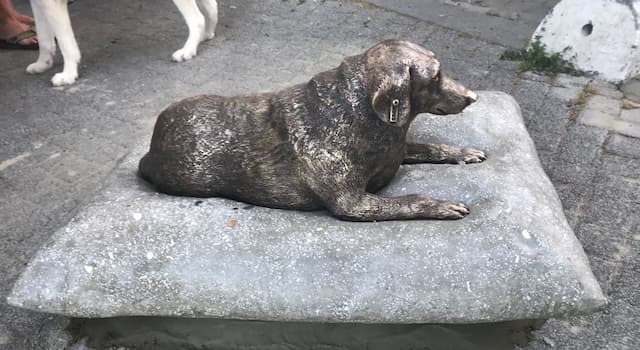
[139,93,319,209]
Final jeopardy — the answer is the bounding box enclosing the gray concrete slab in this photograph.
[8,92,604,324]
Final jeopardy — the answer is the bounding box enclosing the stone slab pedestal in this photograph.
[8,92,604,348]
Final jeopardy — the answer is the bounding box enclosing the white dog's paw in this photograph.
[172,47,197,62]
[51,71,78,86]
[26,61,53,74]
[204,30,215,40]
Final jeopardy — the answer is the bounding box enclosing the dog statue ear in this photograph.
[371,65,411,125]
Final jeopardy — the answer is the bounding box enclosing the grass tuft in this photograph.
[501,38,584,78]
[569,84,597,121]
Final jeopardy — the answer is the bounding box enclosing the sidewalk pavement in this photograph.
[1,0,638,349]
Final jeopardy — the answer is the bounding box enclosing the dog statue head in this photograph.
[364,40,477,126]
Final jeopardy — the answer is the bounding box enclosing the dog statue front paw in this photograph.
[409,196,470,220]
[457,148,486,164]
[432,200,470,219]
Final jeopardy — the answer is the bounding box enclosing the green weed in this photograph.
[501,38,584,78]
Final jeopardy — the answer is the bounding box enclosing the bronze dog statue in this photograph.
[139,40,485,221]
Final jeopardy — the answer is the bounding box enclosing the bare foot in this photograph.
[3,4,35,26]
[0,16,37,46]
[16,13,34,26]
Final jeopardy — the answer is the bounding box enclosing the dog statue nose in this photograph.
[466,90,478,103]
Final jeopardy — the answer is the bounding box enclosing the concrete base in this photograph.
[8,91,604,325]
[532,0,640,82]
[70,317,541,350]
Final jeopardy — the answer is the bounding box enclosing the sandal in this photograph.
[0,26,38,50]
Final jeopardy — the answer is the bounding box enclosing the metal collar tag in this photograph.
[390,99,400,123]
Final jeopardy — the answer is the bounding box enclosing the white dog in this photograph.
[27,0,218,86]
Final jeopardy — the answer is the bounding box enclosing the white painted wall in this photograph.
[533,0,640,82]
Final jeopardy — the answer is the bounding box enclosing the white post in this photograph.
[532,0,640,82]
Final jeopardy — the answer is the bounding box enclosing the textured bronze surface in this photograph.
[139,40,484,221]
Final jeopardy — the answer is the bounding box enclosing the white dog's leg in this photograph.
[26,0,57,74]
[45,0,81,86]
[171,0,205,62]
[196,0,217,40]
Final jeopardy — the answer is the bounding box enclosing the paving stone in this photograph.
[526,315,609,350]
[553,183,590,229]
[550,85,584,104]
[546,124,607,185]
[511,79,551,111]
[579,113,640,139]
[527,293,640,350]
[577,93,639,138]
[604,134,640,159]
[518,71,549,83]
[365,0,541,48]
[483,66,518,93]
[553,74,592,89]
[576,223,637,267]
[557,124,608,163]
[600,154,640,180]
[595,302,640,349]
[548,74,592,104]
[612,121,640,138]
[586,255,626,298]
[525,122,566,153]
[536,149,556,175]
[518,98,569,152]
[621,76,640,103]
[0,308,64,350]
[8,93,605,323]
[583,95,622,118]
[424,28,496,65]
[528,297,640,350]
[612,247,640,305]
[547,161,599,187]
[620,108,640,123]
[581,175,640,229]
[590,80,624,100]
